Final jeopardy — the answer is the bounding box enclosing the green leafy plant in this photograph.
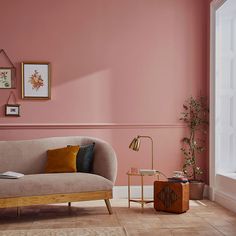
[180,96,209,181]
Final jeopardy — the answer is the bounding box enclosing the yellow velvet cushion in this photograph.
[45,146,80,173]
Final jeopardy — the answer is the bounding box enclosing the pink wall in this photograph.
[0,0,209,185]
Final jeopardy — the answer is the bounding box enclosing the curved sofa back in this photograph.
[0,136,117,184]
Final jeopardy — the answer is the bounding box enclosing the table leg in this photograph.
[141,175,144,212]
[17,207,20,216]
[128,174,131,208]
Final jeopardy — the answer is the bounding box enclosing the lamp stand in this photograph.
[137,135,154,170]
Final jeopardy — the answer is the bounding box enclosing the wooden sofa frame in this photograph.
[0,190,113,215]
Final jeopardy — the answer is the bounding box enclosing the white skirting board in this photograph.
[113,185,153,199]
[215,190,236,213]
[113,185,209,199]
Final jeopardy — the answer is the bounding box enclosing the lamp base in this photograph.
[139,169,157,176]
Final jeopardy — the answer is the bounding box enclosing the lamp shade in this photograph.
[129,137,140,151]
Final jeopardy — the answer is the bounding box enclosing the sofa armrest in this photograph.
[92,140,117,184]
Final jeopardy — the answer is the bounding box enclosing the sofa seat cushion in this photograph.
[0,173,113,198]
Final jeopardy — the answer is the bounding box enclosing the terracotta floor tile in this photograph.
[215,225,236,236]
[126,228,173,236]
[171,228,224,236]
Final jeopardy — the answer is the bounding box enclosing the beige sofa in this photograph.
[0,136,117,214]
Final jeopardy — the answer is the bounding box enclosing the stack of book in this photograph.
[168,171,188,183]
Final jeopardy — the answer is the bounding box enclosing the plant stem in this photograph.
[192,129,196,180]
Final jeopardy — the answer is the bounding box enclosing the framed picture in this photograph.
[21,62,51,99]
[5,104,20,117]
[0,68,12,89]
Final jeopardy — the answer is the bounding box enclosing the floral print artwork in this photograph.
[22,63,50,99]
[29,70,44,91]
[0,69,11,88]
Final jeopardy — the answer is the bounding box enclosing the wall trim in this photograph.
[212,0,227,9]
[113,185,154,199]
[208,186,215,201]
[0,123,186,130]
[215,190,236,213]
[113,185,209,199]
[209,0,227,202]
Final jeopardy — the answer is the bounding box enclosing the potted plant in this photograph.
[180,96,208,200]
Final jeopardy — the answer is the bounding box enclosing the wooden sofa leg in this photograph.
[104,199,113,214]
[68,202,71,207]
[17,207,20,217]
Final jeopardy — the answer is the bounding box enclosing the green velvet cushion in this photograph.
[76,143,95,173]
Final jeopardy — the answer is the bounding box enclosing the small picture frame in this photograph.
[5,104,20,117]
[0,68,12,89]
[22,62,51,99]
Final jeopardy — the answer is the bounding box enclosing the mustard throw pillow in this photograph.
[45,146,80,173]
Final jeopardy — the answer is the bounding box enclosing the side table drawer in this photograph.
[154,181,189,213]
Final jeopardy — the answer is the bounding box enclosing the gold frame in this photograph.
[0,67,13,89]
[127,171,159,212]
[21,62,51,100]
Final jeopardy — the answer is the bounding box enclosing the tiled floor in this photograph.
[0,199,236,235]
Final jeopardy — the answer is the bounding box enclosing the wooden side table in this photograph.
[127,171,159,211]
[154,181,189,213]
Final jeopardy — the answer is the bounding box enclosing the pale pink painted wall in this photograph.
[0,0,209,185]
